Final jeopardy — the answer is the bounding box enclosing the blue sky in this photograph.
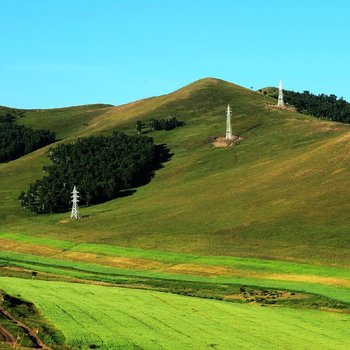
[1,0,350,108]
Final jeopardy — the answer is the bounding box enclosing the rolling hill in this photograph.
[1,77,350,349]
[1,77,349,266]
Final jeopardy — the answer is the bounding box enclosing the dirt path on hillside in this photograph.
[0,305,52,350]
[0,322,15,344]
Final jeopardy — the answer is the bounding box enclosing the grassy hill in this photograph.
[1,78,350,349]
[1,78,350,265]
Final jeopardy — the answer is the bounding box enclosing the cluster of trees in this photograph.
[0,111,55,162]
[19,132,157,214]
[136,116,182,134]
[283,90,350,123]
[149,116,182,130]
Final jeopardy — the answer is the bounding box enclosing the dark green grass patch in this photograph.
[0,289,69,349]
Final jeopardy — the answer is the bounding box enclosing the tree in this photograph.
[283,90,350,124]
[136,120,143,134]
[0,110,55,162]
[19,132,158,214]
[147,116,182,131]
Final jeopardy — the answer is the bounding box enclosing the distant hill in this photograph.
[1,77,350,267]
[259,87,350,123]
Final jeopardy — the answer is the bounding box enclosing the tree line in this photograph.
[136,116,182,134]
[0,110,55,162]
[282,90,350,123]
[19,132,161,214]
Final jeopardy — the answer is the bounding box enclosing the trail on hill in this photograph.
[0,322,15,344]
[0,305,52,350]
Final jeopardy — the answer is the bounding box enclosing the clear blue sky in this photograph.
[1,0,350,108]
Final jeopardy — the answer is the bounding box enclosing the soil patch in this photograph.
[265,104,297,112]
[212,136,243,148]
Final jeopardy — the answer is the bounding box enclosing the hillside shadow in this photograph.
[131,144,173,189]
[96,144,173,203]
[154,144,174,170]
[118,189,137,198]
[240,123,263,136]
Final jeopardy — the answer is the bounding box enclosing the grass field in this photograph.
[0,78,350,349]
[1,278,349,350]
[1,78,350,266]
[1,247,350,306]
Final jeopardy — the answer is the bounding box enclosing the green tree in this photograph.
[19,132,158,214]
[136,120,143,134]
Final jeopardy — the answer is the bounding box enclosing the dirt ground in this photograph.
[212,135,243,148]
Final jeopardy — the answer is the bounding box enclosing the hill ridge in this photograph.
[0,78,349,267]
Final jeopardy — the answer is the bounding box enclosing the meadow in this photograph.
[1,278,349,350]
[1,79,350,266]
[0,78,350,349]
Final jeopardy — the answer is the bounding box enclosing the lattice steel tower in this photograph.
[278,80,284,107]
[70,185,80,219]
[226,104,233,140]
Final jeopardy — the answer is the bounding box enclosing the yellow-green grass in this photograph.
[1,78,350,267]
[1,232,349,280]
[1,277,349,350]
[17,104,113,139]
[1,249,349,305]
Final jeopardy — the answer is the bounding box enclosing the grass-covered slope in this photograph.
[1,78,350,266]
[17,103,113,139]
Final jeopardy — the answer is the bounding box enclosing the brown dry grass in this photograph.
[164,263,350,288]
[0,239,61,257]
[57,251,166,270]
[1,239,349,288]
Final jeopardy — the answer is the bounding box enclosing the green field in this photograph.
[1,278,349,350]
[0,78,350,349]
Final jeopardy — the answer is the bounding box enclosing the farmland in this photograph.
[1,278,349,350]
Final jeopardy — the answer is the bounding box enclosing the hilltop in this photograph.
[1,78,350,267]
[1,78,350,350]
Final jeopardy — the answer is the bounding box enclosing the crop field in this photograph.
[0,277,349,350]
[0,232,350,304]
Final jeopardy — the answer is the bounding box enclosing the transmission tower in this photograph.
[278,80,284,107]
[70,185,80,219]
[226,104,233,140]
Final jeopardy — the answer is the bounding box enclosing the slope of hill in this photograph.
[1,78,350,350]
[0,78,350,267]
[17,103,114,139]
